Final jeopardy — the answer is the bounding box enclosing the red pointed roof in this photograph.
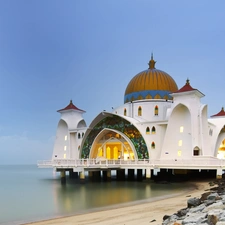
[173,79,196,93]
[211,107,225,117]
[171,79,204,98]
[57,100,85,113]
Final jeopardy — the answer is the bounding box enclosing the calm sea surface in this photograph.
[0,165,192,225]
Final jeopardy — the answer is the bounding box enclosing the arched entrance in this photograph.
[217,139,225,159]
[89,129,136,160]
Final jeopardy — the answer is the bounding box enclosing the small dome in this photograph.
[124,55,178,103]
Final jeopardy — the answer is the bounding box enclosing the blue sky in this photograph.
[0,0,225,164]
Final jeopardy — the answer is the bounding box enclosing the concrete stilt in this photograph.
[79,171,85,184]
[145,168,151,181]
[102,170,111,181]
[60,170,66,185]
[217,168,223,179]
[107,170,111,181]
[88,171,93,181]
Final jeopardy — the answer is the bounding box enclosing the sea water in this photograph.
[0,165,191,225]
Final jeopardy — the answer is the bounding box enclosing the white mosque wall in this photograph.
[161,104,192,159]
[208,117,225,157]
[199,105,211,156]
[114,100,173,122]
[60,110,86,130]
[142,123,167,160]
[52,109,87,160]
[52,119,69,160]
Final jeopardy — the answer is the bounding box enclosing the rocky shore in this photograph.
[163,179,225,225]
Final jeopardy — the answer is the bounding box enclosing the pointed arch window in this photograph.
[209,129,213,136]
[124,108,127,116]
[138,106,142,116]
[154,105,158,116]
[78,133,81,139]
[82,132,84,138]
[151,126,156,134]
[151,142,155,149]
[146,127,150,134]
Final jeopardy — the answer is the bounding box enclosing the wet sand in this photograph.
[24,181,210,225]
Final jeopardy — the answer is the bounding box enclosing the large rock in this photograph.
[187,197,201,208]
[182,212,207,224]
[207,192,221,201]
[207,214,218,225]
[188,203,205,213]
[203,201,225,212]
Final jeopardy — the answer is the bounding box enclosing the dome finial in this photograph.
[148,53,156,69]
[186,78,190,85]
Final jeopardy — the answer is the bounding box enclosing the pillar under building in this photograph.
[79,171,85,184]
[88,171,93,181]
[217,168,223,179]
[145,168,151,181]
[103,170,111,181]
[60,170,66,185]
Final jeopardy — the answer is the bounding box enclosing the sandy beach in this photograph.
[25,181,210,225]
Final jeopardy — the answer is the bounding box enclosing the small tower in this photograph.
[52,100,87,160]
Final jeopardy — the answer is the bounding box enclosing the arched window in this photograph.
[82,132,84,138]
[151,142,155,149]
[154,105,158,116]
[78,133,81,139]
[209,129,213,136]
[138,106,142,116]
[146,127,150,134]
[151,126,156,134]
[124,108,127,116]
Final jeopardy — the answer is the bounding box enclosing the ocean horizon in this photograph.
[0,165,192,225]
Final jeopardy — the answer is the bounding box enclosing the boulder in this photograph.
[187,197,201,208]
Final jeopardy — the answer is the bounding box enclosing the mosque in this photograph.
[40,55,225,182]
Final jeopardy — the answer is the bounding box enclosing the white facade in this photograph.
[51,67,225,163]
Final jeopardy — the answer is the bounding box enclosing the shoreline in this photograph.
[24,181,210,225]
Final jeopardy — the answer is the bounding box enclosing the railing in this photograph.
[37,158,225,170]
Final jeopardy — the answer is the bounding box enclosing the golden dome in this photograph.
[124,55,178,103]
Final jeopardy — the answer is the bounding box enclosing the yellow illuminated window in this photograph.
[151,142,155,149]
[64,146,67,151]
[178,150,182,156]
[63,153,66,159]
[180,126,184,133]
[154,105,158,116]
[124,108,127,116]
[65,135,67,141]
[151,126,156,134]
[138,106,142,116]
[178,140,182,146]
